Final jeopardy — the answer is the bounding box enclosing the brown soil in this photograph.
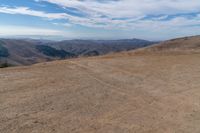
[1,40,200,132]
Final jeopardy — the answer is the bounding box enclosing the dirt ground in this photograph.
[1,52,200,133]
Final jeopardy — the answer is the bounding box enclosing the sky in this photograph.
[0,0,200,40]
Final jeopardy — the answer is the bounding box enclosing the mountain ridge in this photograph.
[0,38,156,66]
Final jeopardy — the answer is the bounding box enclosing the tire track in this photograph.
[68,60,129,96]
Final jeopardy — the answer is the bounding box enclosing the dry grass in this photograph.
[1,36,200,132]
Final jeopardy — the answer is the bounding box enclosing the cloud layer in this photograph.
[0,25,63,36]
[0,0,200,39]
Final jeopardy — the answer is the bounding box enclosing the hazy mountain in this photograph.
[0,38,155,66]
[47,39,154,56]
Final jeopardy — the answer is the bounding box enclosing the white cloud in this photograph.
[0,6,106,28]
[2,0,200,27]
[0,25,63,36]
[39,0,200,18]
[1,0,200,39]
[0,6,67,19]
[33,0,200,29]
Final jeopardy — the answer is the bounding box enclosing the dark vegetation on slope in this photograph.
[35,45,75,59]
[0,41,9,57]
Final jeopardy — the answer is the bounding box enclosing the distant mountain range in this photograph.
[0,38,156,66]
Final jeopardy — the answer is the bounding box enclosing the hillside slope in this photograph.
[0,39,51,65]
[1,36,200,133]
[133,35,200,55]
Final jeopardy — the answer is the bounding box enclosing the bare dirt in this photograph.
[1,40,200,132]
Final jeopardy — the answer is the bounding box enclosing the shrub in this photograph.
[0,62,10,68]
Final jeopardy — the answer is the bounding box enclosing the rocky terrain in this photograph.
[1,36,200,133]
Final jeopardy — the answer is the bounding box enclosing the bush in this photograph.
[36,45,75,58]
[0,62,10,68]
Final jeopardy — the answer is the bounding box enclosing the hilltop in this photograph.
[1,36,200,133]
[134,35,200,54]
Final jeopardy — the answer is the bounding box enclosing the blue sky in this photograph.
[0,0,200,40]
